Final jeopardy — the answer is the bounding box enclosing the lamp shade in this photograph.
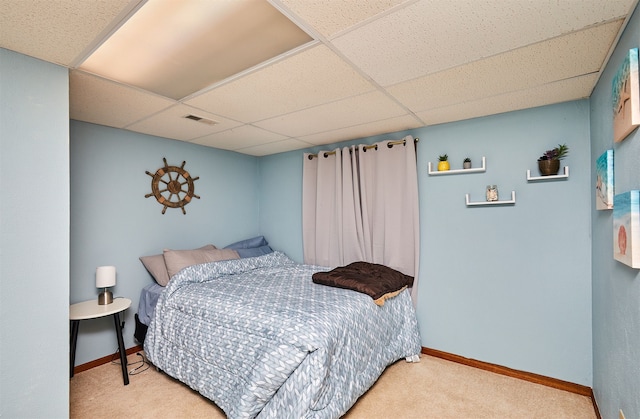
[96,266,116,288]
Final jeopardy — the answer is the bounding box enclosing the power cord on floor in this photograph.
[128,352,150,375]
[110,349,150,375]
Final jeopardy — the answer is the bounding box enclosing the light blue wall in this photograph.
[590,5,640,419]
[70,121,260,365]
[416,102,592,386]
[259,101,593,386]
[258,151,305,262]
[0,49,70,417]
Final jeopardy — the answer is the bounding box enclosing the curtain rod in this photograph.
[307,137,419,159]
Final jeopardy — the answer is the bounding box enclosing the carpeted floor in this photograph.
[70,352,597,418]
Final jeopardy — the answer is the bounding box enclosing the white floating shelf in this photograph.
[465,191,516,206]
[428,156,486,175]
[527,166,569,181]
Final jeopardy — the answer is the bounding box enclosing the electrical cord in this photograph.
[128,352,150,375]
[110,350,150,375]
[105,301,150,375]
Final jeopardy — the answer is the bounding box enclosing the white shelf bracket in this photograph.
[428,156,486,175]
[465,190,516,206]
[527,166,569,181]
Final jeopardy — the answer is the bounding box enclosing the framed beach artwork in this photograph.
[596,149,614,210]
[613,190,640,269]
[612,47,640,143]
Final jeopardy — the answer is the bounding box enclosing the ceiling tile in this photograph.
[332,0,634,86]
[4,0,636,156]
[388,21,622,113]
[185,44,376,123]
[300,114,423,146]
[275,0,410,38]
[126,104,242,141]
[70,71,175,128]
[254,91,410,137]
[416,73,598,126]
[191,124,289,151]
[236,138,314,156]
[0,0,136,66]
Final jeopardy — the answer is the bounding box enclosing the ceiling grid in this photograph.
[1,0,637,156]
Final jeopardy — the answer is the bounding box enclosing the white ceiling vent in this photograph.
[183,114,218,126]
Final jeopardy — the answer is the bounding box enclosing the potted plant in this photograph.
[437,154,450,171]
[463,157,472,169]
[537,144,569,175]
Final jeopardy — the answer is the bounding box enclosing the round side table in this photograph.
[70,297,131,385]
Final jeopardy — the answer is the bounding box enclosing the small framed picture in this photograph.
[612,48,640,143]
[596,149,614,210]
[613,190,640,269]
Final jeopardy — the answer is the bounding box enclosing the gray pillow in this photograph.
[163,247,239,279]
[236,245,273,258]
[224,236,268,250]
[139,254,171,286]
[140,244,217,286]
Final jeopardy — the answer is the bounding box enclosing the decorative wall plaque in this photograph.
[145,158,199,214]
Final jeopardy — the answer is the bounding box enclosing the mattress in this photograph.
[137,282,165,326]
[134,282,165,344]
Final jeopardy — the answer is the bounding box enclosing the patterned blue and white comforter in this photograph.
[144,252,421,418]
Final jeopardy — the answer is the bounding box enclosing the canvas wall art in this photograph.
[612,48,640,143]
[613,190,640,269]
[596,149,614,210]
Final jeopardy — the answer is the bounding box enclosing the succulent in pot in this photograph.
[437,154,450,171]
[463,157,472,169]
[537,144,568,175]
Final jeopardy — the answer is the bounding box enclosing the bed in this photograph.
[135,237,276,345]
[140,241,421,418]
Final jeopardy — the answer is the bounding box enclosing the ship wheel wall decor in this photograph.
[145,158,200,214]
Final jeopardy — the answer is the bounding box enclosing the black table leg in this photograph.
[113,312,129,385]
[70,320,80,378]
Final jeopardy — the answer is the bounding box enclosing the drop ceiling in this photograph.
[1,0,637,156]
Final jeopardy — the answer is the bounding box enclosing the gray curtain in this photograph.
[302,135,420,304]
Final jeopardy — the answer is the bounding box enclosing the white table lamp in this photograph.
[96,266,116,305]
